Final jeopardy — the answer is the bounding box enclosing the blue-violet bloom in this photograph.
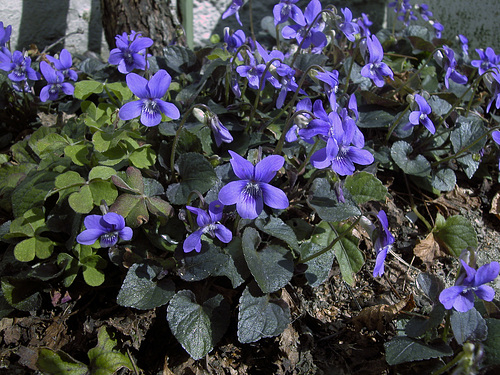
[360,35,394,87]
[218,151,289,219]
[39,61,74,102]
[373,210,395,277]
[46,49,78,81]
[440,46,468,89]
[282,0,327,50]
[0,22,12,47]
[76,212,133,248]
[119,69,180,127]
[0,49,40,82]
[183,200,233,253]
[273,0,305,26]
[222,0,243,26]
[405,94,435,134]
[471,47,500,76]
[439,260,499,312]
[338,8,360,42]
[108,31,153,74]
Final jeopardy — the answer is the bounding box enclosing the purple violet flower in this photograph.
[439,46,468,89]
[119,69,180,127]
[218,151,289,219]
[273,0,305,26]
[0,49,40,82]
[471,47,500,76]
[306,101,374,175]
[39,61,74,102]
[236,52,267,90]
[404,94,435,134]
[431,21,444,39]
[315,70,339,110]
[282,0,327,50]
[338,8,360,42]
[222,0,243,26]
[285,98,313,143]
[194,108,233,147]
[0,22,12,47]
[108,31,153,74]
[439,260,499,312]
[360,35,394,87]
[485,71,500,112]
[76,212,133,248]
[458,34,469,56]
[356,13,372,37]
[46,49,78,81]
[373,210,395,277]
[224,27,246,55]
[183,200,233,253]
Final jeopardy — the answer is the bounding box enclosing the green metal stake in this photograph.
[180,0,194,49]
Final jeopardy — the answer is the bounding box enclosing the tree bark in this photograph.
[100,0,186,56]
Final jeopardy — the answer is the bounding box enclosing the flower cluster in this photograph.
[108,30,153,74]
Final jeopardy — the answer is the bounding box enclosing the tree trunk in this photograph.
[100,0,187,56]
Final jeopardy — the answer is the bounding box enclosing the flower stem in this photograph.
[299,218,361,264]
[169,104,209,183]
[386,104,410,143]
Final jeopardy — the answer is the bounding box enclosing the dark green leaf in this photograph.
[307,178,361,221]
[431,168,456,192]
[344,172,388,204]
[179,242,231,282]
[117,262,175,310]
[405,304,446,338]
[167,290,230,360]
[242,228,293,294]
[450,308,487,345]
[391,141,431,177]
[484,319,500,366]
[237,286,290,344]
[255,215,299,251]
[357,110,395,128]
[166,153,218,205]
[332,223,364,286]
[299,242,334,287]
[11,171,58,217]
[433,215,478,257]
[450,115,487,154]
[1,277,43,311]
[384,336,453,365]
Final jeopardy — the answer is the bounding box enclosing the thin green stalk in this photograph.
[404,173,432,231]
[246,57,284,132]
[297,138,321,175]
[395,48,440,95]
[248,0,256,45]
[431,126,499,168]
[431,351,463,375]
[386,104,410,142]
[169,104,209,183]
[299,217,361,264]
[103,84,120,109]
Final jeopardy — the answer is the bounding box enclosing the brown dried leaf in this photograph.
[352,297,413,333]
[489,191,500,220]
[413,232,446,266]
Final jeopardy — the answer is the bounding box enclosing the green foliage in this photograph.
[384,336,453,365]
[36,326,133,374]
[433,214,478,257]
[237,286,290,344]
[167,290,230,360]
